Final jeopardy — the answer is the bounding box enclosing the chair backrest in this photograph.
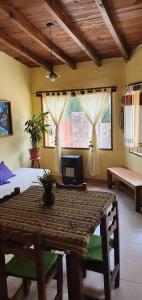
[56,182,87,190]
[100,200,119,265]
[0,187,20,203]
[100,200,119,240]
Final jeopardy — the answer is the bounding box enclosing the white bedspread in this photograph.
[0,168,48,198]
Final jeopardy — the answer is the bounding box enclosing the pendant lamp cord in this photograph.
[49,24,53,70]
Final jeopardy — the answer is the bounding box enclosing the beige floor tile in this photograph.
[112,280,142,300]
[126,230,142,245]
[8,277,22,299]
[83,271,104,299]
[120,243,142,262]
[120,259,142,284]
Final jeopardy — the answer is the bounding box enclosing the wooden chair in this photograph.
[0,227,63,300]
[56,182,87,190]
[82,200,120,300]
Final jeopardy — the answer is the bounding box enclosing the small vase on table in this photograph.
[42,184,55,206]
[36,169,56,207]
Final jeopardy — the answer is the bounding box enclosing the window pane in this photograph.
[124,90,142,154]
[60,97,92,148]
[44,95,112,150]
[96,123,111,149]
[44,113,56,147]
[96,97,112,149]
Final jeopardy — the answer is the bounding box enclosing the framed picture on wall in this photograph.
[0,101,13,137]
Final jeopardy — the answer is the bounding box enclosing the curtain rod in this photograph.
[128,81,142,87]
[127,81,142,91]
[34,85,117,97]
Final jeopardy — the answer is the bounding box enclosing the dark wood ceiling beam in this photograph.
[43,0,101,66]
[95,0,129,60]
[0,30,52,70]
[0,0,76,69]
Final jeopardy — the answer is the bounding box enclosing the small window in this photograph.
[124,89,142,156]
[44,95,112,150]
[130,106,142,156]
[130,147,142,156]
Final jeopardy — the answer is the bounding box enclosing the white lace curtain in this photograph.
[77,89,111,176]
[124,88,141,148]
[42,92,70,175]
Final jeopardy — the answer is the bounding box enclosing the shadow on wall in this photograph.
[19,152,30,167]
[10,118,30,168]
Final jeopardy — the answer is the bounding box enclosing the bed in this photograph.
[0,168,48,198]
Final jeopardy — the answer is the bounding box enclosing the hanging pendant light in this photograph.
[46,22,59,82]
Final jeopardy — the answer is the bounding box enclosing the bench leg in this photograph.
[135,188,141,213]
[107,171,112,189]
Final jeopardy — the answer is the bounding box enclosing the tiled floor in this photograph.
[7,183,142,300]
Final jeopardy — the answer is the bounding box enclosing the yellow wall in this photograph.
[32,58,125,179]
[125,45,142,175]
[0,52,32,170]
[1,46,141,177]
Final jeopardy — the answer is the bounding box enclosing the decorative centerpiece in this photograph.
[37,170,56,206]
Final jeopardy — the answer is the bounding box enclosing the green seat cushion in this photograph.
[6,251,58,280]
[84,235,113,262]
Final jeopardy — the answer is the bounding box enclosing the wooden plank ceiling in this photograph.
[0,0,141,70]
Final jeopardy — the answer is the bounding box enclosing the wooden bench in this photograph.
[107,167,142,212]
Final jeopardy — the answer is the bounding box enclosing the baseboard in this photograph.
[84,177,107,184]
[57,177,107,185]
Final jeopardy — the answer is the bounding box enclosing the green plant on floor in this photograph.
[24,112,49,148]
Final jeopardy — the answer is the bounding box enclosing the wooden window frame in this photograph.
[41,93,113,151]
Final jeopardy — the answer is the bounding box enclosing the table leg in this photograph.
[0,275,8,300]
[135,187,141,213]
[0,252,8,300]
[66,252,84,300]
[107,171,112,189]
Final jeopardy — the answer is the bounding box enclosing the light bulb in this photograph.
[50,77,56,82]
[45,69,59,82]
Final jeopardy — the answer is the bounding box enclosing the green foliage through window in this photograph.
[64,97,82,117]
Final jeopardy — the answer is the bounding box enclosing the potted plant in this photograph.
[24,112,49,160]
[37,170,57,206]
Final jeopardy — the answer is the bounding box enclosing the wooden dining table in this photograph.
[0,185,116,300]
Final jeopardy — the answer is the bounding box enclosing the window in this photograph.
[44,95,112,150]
[131,95,142,156]
[124,89,142,156]
[130,113,142,155]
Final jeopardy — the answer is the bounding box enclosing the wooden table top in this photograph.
[0,186,115,255]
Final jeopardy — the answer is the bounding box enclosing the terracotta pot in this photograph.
[29,148,41,160]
